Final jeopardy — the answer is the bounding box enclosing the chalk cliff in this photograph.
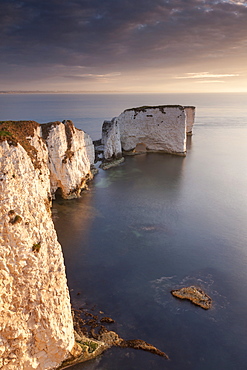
[102,105,195,160]
[0,120,95,369]
[184,106,195,135]
[42,120,95,199]
[102,118,122,160]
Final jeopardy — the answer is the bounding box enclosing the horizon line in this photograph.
[1,90,246,94]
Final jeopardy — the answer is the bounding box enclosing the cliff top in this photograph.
[123,105,185,114]
[0,120,41,168]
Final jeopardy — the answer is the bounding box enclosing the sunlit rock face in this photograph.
[0,139,75,370]
[102,118,122,160]
[118,105,186,154]
[0,119,96,369]
[101,105,195,160]
[184,106,196,135]
[42,120,95,199]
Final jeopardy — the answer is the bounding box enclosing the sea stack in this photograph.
[184,106,196,136]
[101,105,195,160]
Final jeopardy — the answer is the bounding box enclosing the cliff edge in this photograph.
[0,120,95,369]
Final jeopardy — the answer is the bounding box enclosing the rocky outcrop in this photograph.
[42,120,95,199]
[171,286,212,309]
[101,105,196,160]
[102,119,122,160]
[61,307,169,368]
[0,120,96,369]
[184,106,196,135]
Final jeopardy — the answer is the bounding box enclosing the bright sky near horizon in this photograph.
[1,0,247,93]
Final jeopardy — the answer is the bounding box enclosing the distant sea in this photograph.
[1,93,247,370]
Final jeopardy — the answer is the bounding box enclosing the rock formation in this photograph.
[102,119,122,160]
[0,120,95,369]
[101,105,195,161]
[184,106,196,135]
[42,120,95,199]
[171,286,212,309]
[60,307,169,368]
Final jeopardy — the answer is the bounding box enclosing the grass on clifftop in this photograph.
[0,120,41,169]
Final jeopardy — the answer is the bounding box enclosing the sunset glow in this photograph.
[1,0,247,93]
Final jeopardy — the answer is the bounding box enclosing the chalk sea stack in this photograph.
[101,105,196,161]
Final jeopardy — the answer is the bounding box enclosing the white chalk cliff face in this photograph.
[0,120,95,369]
[102,105,195,160]
[42,120,95,199]
[102,119,122,160]
[184,106,195,135]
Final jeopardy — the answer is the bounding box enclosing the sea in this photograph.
[1,93,247,369]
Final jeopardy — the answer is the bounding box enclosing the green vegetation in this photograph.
[9,214,22,225]
[124,105,184,118]
[32,242,41,253]
[0,130,13,139]
[79,340,98,353]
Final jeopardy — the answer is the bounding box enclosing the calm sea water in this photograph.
[1,93,247,369]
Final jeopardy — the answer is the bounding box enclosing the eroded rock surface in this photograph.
[0,120,96,369]
[101,105,196,160]
[60,307,169,368]
[42,120,95,199]
[119,105,187,155]
[184,106,196,135]
[171,286,212,309]
[0,138,75,369]
[102,118,122,160]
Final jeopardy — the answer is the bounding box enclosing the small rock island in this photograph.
[171,286,212,310]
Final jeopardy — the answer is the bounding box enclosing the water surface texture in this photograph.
[1,93,247,369]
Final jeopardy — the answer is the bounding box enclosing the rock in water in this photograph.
[118,339,169,359]
[101,105,196,160]
[171,286,212,309]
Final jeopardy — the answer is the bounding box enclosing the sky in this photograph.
[1,0,247,93]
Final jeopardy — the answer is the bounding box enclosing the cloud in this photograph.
[63,72,122,81]
[0,0,247,89]
[194,80,226,83]
[68,72,121,78]
[175,72,240,79]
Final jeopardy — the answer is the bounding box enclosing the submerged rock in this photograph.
[118,339,169,358]
[99,157,125,170]
[61,306,169,368]
[171,286,212,309]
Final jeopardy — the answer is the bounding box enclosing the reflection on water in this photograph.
[53,122,247,370]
